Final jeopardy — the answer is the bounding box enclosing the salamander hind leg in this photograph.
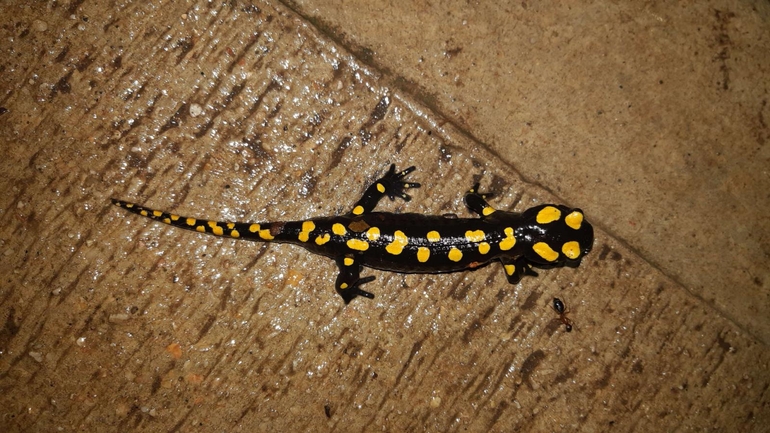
[350,164,420,216]
[334,254,376,304]
[464,183,497,218]
[500,256,539,284]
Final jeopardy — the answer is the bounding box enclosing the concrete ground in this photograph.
[1,1,768,431]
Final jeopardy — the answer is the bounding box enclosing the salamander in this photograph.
[112,164,594,303]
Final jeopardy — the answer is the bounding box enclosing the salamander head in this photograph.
[516,204,594,267]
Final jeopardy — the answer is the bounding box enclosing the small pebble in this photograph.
[189,103,203,117]
[109,313,130,323]
[32,19,48,32]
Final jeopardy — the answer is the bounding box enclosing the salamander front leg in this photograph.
[465,183,497,218]
[350,164,421,216]
[335,254,375,304]
[499,256,538,284]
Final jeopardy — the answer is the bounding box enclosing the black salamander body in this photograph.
[113,165,594,303]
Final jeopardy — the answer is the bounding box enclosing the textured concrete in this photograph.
[1,1,768,432]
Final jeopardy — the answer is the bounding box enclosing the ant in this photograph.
[551,297,574,332]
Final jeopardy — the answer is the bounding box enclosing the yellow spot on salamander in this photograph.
[170,214,180,221]
[163,218,171,224]
[504,264,516,276]
[208,221,223,236]
[227,222,235,229]
[565,211,584,230]
[366,227,380,241]
[140,210,148,217]
[259,229,274,240]
[315,233,331,245]
[196,225,205,233]
[344,257,355,266]
[352,205,364,215]
[340,283,348,289]
[230,229,240,238]
[499,227,516,251]
[386,230,408,255]
[562,241,581,259]
[478,242,490,254]
[533,242,559,262]
[482,206,495,216]
[465,230,485,243]
[417,247,430,262]
[249,224,260,233]
[298,220,315,242]
[376,183,386,193]
[186,218,197,226]
[426,231,441,242]
[536,206,561,224]
[153,210,163,217]
[125,203,134,208]
[332,223,347,236]
[448,247,463,262]
[347,239,369,251]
